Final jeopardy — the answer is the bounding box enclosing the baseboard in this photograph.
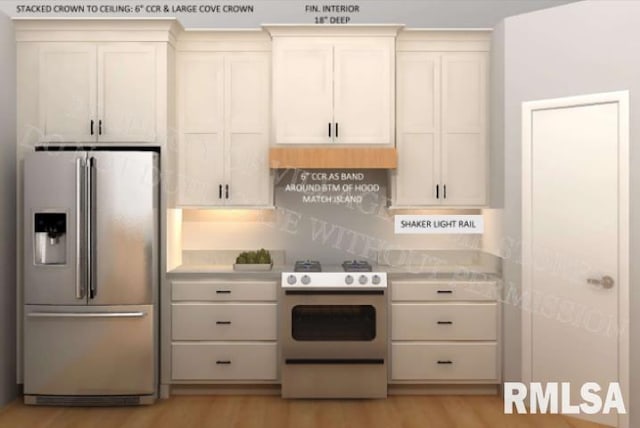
[388,384,499,395]
[170,384,281,396]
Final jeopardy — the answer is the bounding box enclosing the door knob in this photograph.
[587,275,615,289]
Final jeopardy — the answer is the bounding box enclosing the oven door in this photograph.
[280,289,387,361]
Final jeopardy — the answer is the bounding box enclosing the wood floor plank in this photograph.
[0,395,610,428]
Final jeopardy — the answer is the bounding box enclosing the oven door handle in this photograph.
[285,358,385,365]
[284,290,385,296]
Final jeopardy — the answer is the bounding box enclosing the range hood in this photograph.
[269,147,397,169]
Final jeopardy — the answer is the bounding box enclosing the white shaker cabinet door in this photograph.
[333,39,394,145]
[177,52,225,206]
[38,43,97,143]
[441,52,487,206]
[272,39,334,144]
[226,53,272,206]
[394,52,441,206]
[97,43,158,143]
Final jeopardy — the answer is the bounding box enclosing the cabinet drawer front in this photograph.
[391,281,497,302]
[172,281,277,302]
[392,303,496,340]
[172,343,277,381]
[391,343,497,381]
[172,304,277,340]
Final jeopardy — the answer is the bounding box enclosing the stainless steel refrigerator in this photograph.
[23,149,159,406]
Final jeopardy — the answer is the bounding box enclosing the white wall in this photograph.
[500,0,640,423]
[0,11,17,406]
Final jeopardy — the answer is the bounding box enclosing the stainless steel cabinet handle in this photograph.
[28,311,146,318]
[587,276,615,289]
[75,158,85,300]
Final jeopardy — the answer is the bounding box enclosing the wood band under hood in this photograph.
[269,148,397,169]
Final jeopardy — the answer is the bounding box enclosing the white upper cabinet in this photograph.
[16,20,176,148]
[441,52,487,206]
[333,39,393,144]
[226,53,271,206]
[272,39,334,144]
[268,26,400,146]
[39,43,96,143]
[176,46,272,208]
[394,52,440,206]
[392,31,490,207]
[37,42,162,144]
[97,43,158,143]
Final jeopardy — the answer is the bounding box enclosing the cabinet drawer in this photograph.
[391,281,497,302]
[172,343,277,381]
[391,343,497,381]
[172,281,277,302]
[172,303,277,341]
[391,303,497,340]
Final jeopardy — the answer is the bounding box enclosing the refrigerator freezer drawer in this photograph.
[24,305,155,396]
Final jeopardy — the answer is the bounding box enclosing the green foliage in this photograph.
[235,249,272,264]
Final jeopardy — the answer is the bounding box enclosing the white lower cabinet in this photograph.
[170,279,278,383]
[391,343,497,381]
[390,280,500,383]
[172,343,277,381]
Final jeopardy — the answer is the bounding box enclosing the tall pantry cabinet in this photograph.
[392,31,490,207]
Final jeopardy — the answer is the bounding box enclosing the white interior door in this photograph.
[522,92,629,427]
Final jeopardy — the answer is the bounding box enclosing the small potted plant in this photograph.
[233,248,273,271]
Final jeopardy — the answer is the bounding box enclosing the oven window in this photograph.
[291,305,376,341]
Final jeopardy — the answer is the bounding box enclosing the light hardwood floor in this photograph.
[0,395,607,428]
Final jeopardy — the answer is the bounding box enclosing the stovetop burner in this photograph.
[342,260,373,272]
[294,260,322,272]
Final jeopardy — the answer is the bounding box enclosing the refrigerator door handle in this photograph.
[88,156,98,299]
[75,158,85,300]
[27,311,147,319]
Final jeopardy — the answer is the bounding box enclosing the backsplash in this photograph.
[181,169,489,264]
